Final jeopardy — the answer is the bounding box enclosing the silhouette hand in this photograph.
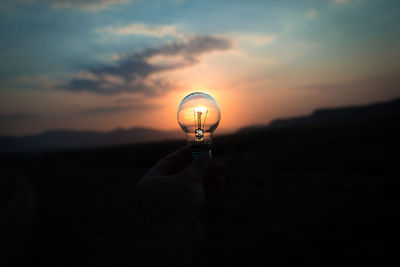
[135,146,225,266]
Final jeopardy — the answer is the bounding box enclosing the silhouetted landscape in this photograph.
[0,128,182,154]
[1,98,400,266]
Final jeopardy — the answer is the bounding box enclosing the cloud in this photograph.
[62,36,232,95]
[98,22,277,48]
[100,23,277,47]
[99,23,184,39]
[80,103,159,115]
[2,0,131,12]
[51,0,131,12]
[115,98,137,104]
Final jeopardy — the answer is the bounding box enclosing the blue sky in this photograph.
[0,0,399,135]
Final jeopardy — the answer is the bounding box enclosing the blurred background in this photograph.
[0,0,399,266]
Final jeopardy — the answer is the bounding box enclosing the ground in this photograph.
[2,116,400,266]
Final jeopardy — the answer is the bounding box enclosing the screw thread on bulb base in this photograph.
[184,132,213,159]
[190,143,212,159]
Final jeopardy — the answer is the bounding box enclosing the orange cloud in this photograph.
[99,23,184,39]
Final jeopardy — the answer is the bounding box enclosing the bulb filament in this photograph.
[193,108,208,141]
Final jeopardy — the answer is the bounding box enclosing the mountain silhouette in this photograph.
[270,98,400,127]
[0,127,182,153]
[2,98,400,153]
[240,98,400,133]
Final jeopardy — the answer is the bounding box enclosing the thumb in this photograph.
[179,152,210,181]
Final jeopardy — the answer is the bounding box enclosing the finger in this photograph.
[179,154,210,181]
[147,146,192,176]
[205,176,224,195]
[203,162,225,188]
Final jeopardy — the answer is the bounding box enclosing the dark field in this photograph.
[2,115,400,266]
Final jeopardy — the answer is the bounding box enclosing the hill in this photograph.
[0,127,182,153]
[269,98,400,128]
[238,98,400,133]
[3,98,400,154]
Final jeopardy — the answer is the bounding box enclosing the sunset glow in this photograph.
[0,0,399,136]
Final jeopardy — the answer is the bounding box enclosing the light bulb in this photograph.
[177,92,221,156]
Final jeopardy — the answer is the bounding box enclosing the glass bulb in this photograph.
[177,92,221,151]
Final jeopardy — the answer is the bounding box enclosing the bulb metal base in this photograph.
[190,143,212,159]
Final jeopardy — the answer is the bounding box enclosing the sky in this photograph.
[0,0,399,136]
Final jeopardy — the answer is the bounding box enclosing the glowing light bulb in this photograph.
[177,92,221,156]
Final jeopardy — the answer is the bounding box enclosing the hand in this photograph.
[135,146,225,266]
